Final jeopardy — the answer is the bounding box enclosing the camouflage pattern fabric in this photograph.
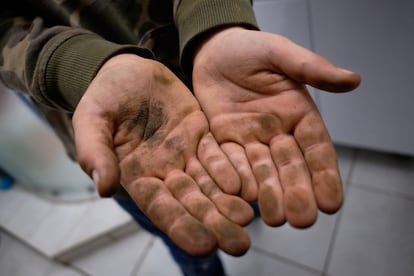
[0,0,257,196]
[1,0,185,160]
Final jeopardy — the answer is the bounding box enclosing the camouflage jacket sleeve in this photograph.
[0,1,257,112]
[174,0,259,74]
[0,2,152,112]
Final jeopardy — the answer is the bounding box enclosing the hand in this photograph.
[193,28,361,228]
[72,54,253,256]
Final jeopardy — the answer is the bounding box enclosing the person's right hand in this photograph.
[72,54,253,257]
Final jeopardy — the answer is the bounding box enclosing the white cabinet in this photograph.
[254,0,414,156]
[253,0,312,49]
[310,0,414,156]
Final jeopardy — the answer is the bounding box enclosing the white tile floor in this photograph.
[0,188,133,259]
[1,145,414,276]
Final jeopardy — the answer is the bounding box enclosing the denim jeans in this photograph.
[115,198,226,276]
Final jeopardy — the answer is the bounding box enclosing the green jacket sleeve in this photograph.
[0,7,152,112]
[174,0,259,74]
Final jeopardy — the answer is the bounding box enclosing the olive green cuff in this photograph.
[41,31,152,111]
[175,0,259,75]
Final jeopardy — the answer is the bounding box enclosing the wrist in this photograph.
[44,32,152,112]
[193,27,245,66]
[177,0,259,78]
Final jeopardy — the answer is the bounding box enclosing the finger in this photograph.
[221,142,258,202]
[269,35,361,92]
[245,142,285,226]
[294,111,343,214]
[72,110,120,197]
[270,134,318,228]
[126,176,217,256]
[197,133,241,195]
[166,170,251,256]
[186,157,254,226]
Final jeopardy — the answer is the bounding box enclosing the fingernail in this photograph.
[339,68,354,74]
[92,170,100,186]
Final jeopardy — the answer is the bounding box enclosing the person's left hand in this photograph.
[192,27,361,228]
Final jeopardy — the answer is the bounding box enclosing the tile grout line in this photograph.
[56,261,92,276]
[0,226,56,260]
[352,183,414,202]
[0,229,91,276]
[250,246,323,275]
[321,148,360,276]
[129,237,155,276]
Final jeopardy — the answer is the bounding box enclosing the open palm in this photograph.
[72,54,253,256]
[193,28,361,228]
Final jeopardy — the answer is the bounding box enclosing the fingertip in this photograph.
[307,66,362,93]
[85,155,121,197]
[214,220,251,256]
[286,199,318,229]
[256,184,285,227]
[240,182,259,203]
[289,213,318,229]
[348,71,362,89]
[92,170,100,186]
[320,200,343,215]
[225,232,251,257]
[318,189,344,215]
[333,68,362,92]
[170,216,218,257]
[213,194,255,226]
[339,67,361,79]
[73,113,121,197]
[92,175,118,198]
[284,187,318,229]
[313,171,344,214]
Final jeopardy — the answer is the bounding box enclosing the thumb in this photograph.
[72,109,121,197]
[270,35,361,92]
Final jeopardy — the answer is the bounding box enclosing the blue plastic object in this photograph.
[0,174,14,190]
